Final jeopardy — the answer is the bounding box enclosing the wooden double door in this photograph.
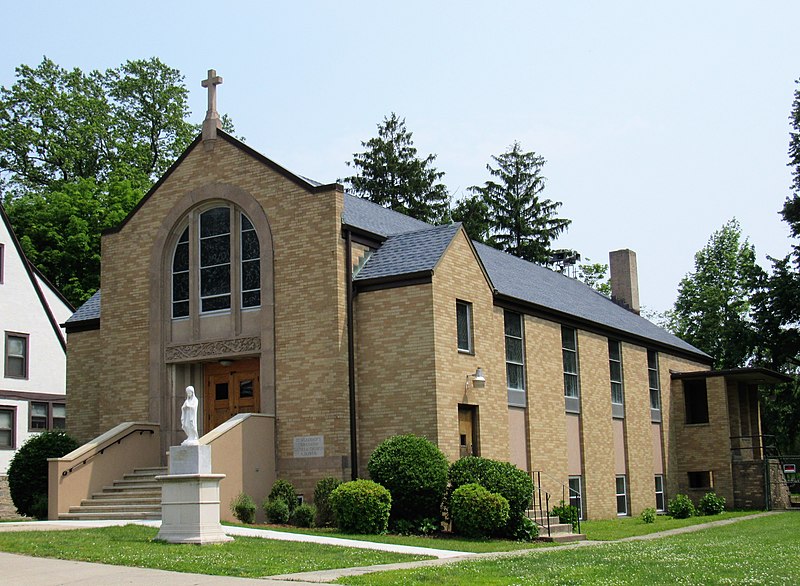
[203,358,260,432]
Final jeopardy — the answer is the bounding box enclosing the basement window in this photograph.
[684,379,709,424]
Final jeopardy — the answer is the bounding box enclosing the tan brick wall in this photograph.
[431,231,507,462]
[354,283,437,474]
[578,331,616,519]
[65,329,102,443]
[621,343,654,515]
[526,317,568,499]
[71,138,352,493]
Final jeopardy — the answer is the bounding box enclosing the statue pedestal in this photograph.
[155,445,232,544]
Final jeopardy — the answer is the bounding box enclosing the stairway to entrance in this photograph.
[58,467,166,521]
[527,510,586,543]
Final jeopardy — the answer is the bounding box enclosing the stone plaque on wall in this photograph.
[293,435,324,458]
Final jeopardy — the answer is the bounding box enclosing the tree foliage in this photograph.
[0,57,204,306]
[667,219,760,370]
[344,113,450,224]
[470,141,570,264]
[577,260,611,296]
[450,194,491,243]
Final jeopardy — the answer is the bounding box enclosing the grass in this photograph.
[0,524,431,578]
[581,510,756,540]
[235,523,546,553]
[337,512,800,585]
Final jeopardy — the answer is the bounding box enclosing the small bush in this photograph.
[367,434,448,523]
[699,492,726,515]
[8,431,80,519]
[329,479,391,534]
[392,516,441,536]
[551,500,580,532]
[507,515,539,542]
[268,479,298,513]
[668,494,696,519]
[264,497,290,524]
[291,503,316,528]
[314,476,342,527]
[446,456,532,538]
[641,507,656,524]
[230,492,256,524]
[450,483,510,538]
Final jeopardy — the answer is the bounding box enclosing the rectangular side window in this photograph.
[30,401,48,430]
[616,475,628,516]
[568,475,583,520]
[609,340,624,417]
[5,332,29,379]
[456,300,473,353]
[688,471,713,490]
[655,475,665,511]
[684,379,710,424]
[562,327,580,414]
[0,407,14,449]
[648,349,661,421]
[504,311,525,407]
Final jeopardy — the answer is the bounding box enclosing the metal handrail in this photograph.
[60,429,155,477]
[532,469,582,533]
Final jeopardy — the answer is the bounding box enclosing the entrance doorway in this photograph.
[203,358,260,432]
[458,405,478,458]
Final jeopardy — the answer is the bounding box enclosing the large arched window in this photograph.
[171,205,261,318]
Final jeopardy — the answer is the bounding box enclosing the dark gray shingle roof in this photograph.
[354,223,461,282]
[65,290,101,324]
[343,193,430,237]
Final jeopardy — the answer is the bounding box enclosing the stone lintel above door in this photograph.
[165,337,261,363]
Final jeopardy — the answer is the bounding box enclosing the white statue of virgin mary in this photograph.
[181,386,200,446]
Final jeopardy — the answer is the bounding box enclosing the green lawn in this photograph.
[233,524,546,553]
[337,512,800,585]
[581,510,756,540]
[0,524,431,578]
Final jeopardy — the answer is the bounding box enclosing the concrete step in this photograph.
[91,490,161,500]
[539,533,587,543]
[112,477,163,487]
[536,522,576,535]
[103,483,162,492]
[527,512,562,526]
[58,511,161,521]
[131,467,167,475]
[69,504,161,515]
[81,497,160,507]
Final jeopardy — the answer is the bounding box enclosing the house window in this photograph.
[30,401,66,431]
[456,300,473,353]
[648,349,661,412]
[504,311,525,406]
[655,475,665,511]
[0,407,14,449]
[609,340,624,416]
[688,471,712,490]
[684,379,709,424]
[171,206,261,318]
[616,475,628,516]
[562,326,580,412]
[5,333,28,379]
[569,476,583,519]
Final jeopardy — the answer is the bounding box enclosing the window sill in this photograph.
[684,422,711,427]
[457,349,474,356]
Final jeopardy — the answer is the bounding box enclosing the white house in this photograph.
[0,203,73,474]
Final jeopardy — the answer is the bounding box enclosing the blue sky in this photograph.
[2,1,799,312]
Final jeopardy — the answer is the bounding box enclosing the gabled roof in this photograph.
[343,193,430,239]
[0,202,68,350]
[354,223,461,283]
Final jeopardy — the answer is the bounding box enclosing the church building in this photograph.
[55,72,789,522]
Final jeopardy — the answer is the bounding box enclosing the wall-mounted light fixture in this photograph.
[218,359,233,367]
[466,367,486,391]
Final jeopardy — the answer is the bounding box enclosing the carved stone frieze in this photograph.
[165,337,261,362]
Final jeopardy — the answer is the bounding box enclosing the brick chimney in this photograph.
[609,249,640,315]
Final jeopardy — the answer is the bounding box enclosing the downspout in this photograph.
[345,229,359,480]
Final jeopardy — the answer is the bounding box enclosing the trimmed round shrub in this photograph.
[230,492,256,524]
[314,476,342,527]
[291,503,317,528]
[641,507,656,524]
[367,434,448,523]
[264,497,290,524]
[699,492,726,515]
[8,431,79,519]
[446,456,533,536]
[329,479,391,534]
[667,494,696,519]
[268,479,298,513]
[450,483,509,538]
